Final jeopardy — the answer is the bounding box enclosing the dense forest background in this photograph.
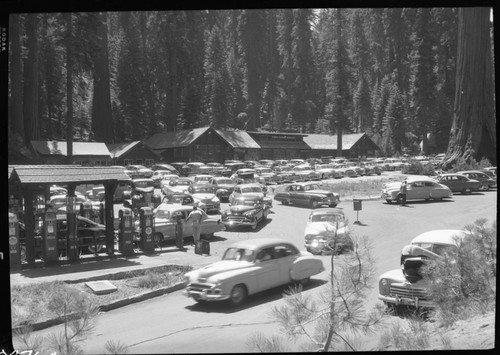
[7,8,496,160]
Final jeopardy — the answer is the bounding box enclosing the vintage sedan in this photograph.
[208,176,235,202]
[184,238,324,306]
[436,173,482,194]
[126,165,154,178]
[381,177,452,204]
[129,178,162,209]
[274,182,340,208]
[254,167,281,185]
[161,193,207,212]
[151,170,178,188]
[187,184,221,214]
[457,170,496,191]
[378,229,468,312]
[161,177,194,195]
[304,208,353,255]
[193,174,214,184]
[221,195,271,230]
[314,164,337,179]
[146,204,225,244]
[229,183,273,207]
[292,165,321,182]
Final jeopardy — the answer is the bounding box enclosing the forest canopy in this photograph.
[7,8,496,162]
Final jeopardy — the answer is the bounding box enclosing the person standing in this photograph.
[174,213,184,250]
[399,180,408,206]
[186,206,208,244]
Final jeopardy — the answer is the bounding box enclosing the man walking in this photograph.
[186,206,208,244]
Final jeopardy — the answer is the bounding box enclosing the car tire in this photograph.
[395,195,404,205]
[385,199,392,204]
[310,199,319,209]
[329,203,337,208]
[281,199,288,205]
[229,284,247,307]
[87,241,103,254]
[296,277,310,287]
[433,197,443,202]
[462,188,472,195]
[251,218,258,230]
[153,232,162,245]
[479,183,489,191]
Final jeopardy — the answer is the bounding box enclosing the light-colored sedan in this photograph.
[184,238,324,306]
[381,176,452,204]
[304,208,353,255]
[146,204,225,244]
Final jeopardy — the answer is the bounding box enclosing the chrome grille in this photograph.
[189,283,212,292]
[227,216,246,222]
[390,285,429,299]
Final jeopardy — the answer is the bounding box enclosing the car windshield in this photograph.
[192,186,214,194]
[234,199,259,206]
[222,247,255,262]
[135,181,154,188]
[311,213,343,224]
[413,242,458,257]
[172,180,191,186]
[168,195,185,203]
[217,179,233,185]
[241,186,262,193]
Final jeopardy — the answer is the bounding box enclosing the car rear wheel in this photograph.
[153,232,163,245]
[88,241,103,254]
[479,183,489,191]
[229,284,247,307]
[433,197,443,202]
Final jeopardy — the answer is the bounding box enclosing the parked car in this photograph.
[129,178,162,210]
[274,182,340,208]
[273,165,295,183]
[457,170,496,191]
[221,195,271,230]
[146,204,224,244]
[185,162,208,176]
[481,167,497,178]
[19,214,108,261]
[151,170,178,188]
[186,184,221,214]
[436,173,482,194]
[208,176,235,202]
[193,174,214,184]
[49,194,99,216]
[381,176,452,204]
[254,167,281,185]
[292,165,321,181]
[125,165,154,178]
[161,177,194,195]
[151,163,180,175]
[304,208,352,255]
[229,183,272,207]
[314,164,337,179]
[160,193,206,212]
[169,162,189,176]
[85,185,106,201]
[184,238,324,306]
[378,229,469,312]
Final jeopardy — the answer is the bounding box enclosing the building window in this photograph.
[136,159,143,165]
[124,159,134,166]
[145,159,154,167]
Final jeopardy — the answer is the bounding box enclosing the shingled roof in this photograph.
[145,127,210,150]
[215,129,260,149]
[303,133,366,150]
[30,141,111,157]
[9,165,130,185]
[107,141,141,158]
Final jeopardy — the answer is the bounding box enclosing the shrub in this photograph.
[136,270,163,288]
[401,159,436,175]
[448,156,492,173]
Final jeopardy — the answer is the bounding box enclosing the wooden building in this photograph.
[145,127,260,163]
[29,141,112,166]
[107,141,160,167]
[247,131,311,160]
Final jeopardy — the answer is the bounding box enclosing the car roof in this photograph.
[411,229,468,246]
[309,208,345,216]
[229,238,296,250]
[457,170,487,175]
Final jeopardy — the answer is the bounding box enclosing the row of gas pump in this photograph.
[8,205,158,268]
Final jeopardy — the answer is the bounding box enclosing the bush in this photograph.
[401,159,436,176]
[448,156,492,173]
[136,270,163,288]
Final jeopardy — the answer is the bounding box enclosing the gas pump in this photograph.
[80,202,92,220]
[118,208,134,255]
[139,207,155,252]
[9,213,21,268]
[99,202,105,224]
[42,207,59,263]
[65,195,79,261]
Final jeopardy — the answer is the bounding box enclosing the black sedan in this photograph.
[221,196,271,230]
[436,173,482,194]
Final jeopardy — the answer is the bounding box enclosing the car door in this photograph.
[407,181,425,199]
[272,244,299,284]
[254,247,281,292]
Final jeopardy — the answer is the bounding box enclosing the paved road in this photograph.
[32,186,496,354]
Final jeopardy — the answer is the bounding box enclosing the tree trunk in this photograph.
[445,8,496,167]
[23,13,40,144]
[91,12,114,143]
[9,14,25,143]
[66,13,73,164]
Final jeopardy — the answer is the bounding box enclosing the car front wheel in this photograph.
[88,242,103,254]
[479,183,489,191]
[229,284,247,307]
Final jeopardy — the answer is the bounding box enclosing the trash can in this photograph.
[353,199,362,211]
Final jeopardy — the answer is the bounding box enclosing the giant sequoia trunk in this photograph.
[444,7,496,167]
[9,14,25,142]
[23,13,40,144]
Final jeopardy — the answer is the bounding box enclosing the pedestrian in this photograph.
[185,205,208,244]
[174,213,184,250]
[399,180,408,206]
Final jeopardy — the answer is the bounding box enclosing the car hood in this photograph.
[229,205,255,214]
[216,184,233,190]
[192,193,216,200]
[195,260,252,279]
[305,221,345,236]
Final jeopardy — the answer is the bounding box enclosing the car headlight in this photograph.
[379,278,390,294]
[243,210,255,217]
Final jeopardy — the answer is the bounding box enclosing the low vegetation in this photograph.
[11,264,191,327]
